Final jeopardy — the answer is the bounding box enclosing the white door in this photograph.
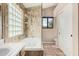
[57,4,73,56]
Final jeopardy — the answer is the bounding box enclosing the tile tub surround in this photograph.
[23,38,42,48]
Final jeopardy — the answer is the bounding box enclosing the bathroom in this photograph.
[0,3,78,56]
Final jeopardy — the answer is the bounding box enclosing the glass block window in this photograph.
[8,4,23,37]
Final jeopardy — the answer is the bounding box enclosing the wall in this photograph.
[23,6,42,47]
[42,29,57,42]
[42,6,57,42]
[27,6,42,39]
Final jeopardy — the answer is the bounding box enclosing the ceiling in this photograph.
[23,3,41,8]
[42,3,57,9]
[23,3,57,9]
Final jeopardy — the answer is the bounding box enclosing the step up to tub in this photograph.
[21,48,44,56]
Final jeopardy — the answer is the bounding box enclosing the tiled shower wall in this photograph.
[27,6,42,39]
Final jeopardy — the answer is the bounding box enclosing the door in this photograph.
[57,4,73,56]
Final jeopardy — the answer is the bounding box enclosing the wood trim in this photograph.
[24,50,43,56]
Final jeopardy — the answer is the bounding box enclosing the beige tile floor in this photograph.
[43,43,64,56]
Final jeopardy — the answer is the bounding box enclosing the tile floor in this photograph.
[43,43,64,56]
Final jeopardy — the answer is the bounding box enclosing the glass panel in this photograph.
[9,26,13,31]
[9,14,13,19]
[43,18,47,27]
[8,7,12,13]
[48,18,53,28]
[9,20,13,25]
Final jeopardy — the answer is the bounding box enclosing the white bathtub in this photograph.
[23,38,43,51]
[0,39,4,47]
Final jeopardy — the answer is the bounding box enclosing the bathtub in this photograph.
[23,38,43,51]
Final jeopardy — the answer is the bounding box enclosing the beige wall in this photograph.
[42,6,57,42]
[42,7,54,17]
[42,29,57,42]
